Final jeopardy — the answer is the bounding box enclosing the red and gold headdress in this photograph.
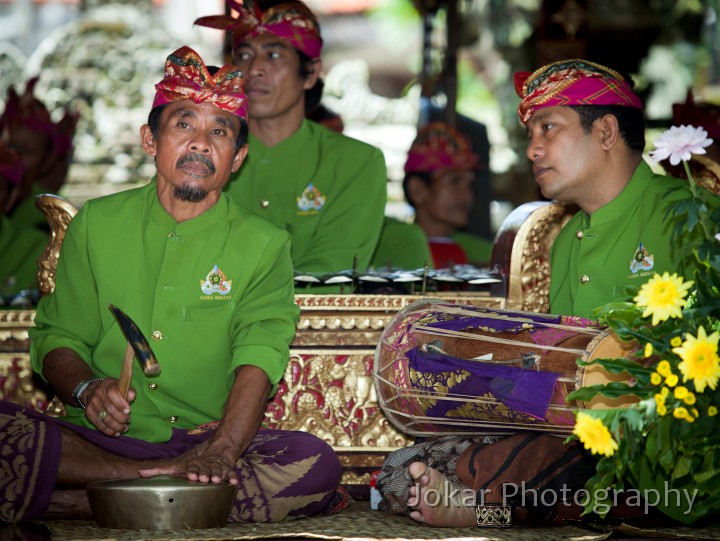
[0,77,78,159]
[514,59,643,125]
[404,122,478,174]
[194,1,323,60]
[152,46,248,119]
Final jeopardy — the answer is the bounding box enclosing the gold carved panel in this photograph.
[266,350,409,450]
[493,202,576,313]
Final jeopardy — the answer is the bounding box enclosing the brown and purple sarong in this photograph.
[0,401,341,523]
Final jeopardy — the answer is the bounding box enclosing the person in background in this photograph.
[0,46,341,524]
[377,58,700,527]
[195,0,387,277]
[403,122,493,269]
[0,77,78,230]
[368,214,433,272]
[301,91,432,273]
[0,141,48,299]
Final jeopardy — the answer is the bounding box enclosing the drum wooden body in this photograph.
[374,299,633,436]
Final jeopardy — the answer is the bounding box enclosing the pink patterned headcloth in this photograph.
[152,46,248,119]
[404,122,478,174]
[194,1,323,60]
[514,59,643,125]
[0,77,78,158]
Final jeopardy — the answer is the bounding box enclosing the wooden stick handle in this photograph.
[118,341,134,399]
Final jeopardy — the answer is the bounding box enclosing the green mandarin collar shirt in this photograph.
[30,182,299,443]
[0,214,47,297]
[224,120,387,275]
[550,160,696,319]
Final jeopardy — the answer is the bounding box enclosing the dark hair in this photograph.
[571,105,646,152]
[402,171,433,209]
[297,49,324,114]
[147,102,249,153]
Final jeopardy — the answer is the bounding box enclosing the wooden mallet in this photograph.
[108,304,161,399]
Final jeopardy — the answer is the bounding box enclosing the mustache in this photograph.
[176,153,216,174]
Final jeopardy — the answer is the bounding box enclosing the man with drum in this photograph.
[377,58,697,527]
[0,46,341,523]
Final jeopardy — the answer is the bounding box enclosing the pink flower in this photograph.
[649,125,713,166]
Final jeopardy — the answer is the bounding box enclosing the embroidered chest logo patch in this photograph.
[297,183,326,213]
[200,265,232,296]
[629,243,654,274]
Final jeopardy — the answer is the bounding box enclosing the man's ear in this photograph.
[140,124,157,157]
[231,144,249,173]
[303,58,322,90]
[597,114,620,150]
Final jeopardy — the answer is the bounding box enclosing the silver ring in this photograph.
[98,409,108,421]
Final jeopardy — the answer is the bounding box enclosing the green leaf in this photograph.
[577,357,653,378]
[568,382,652,402]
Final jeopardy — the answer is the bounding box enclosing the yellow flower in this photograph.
[644,343,653,358]
[674,407,694,422]
[674,386,688,400]
[654,393,666,409]
[673,326,720,393]
[692,408,699,418]
[657,403,668,416]
[650,373,662,385]
[634,272,693,326]
[573,412,618,457]
[661,386,670,397]
[665,374,679,387]
[656,360,672,378]
[709,406,718,417]
[684,392,696,405]
[653,393,665,407]
[671,336,682,347]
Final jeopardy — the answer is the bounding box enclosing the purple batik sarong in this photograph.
[0,401,340,523]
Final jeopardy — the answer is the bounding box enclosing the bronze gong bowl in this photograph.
[87,475,237,530]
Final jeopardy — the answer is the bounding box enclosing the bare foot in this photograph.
[407,461,476,527]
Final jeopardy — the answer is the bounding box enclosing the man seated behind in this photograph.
[403,122,493,269]
[0,46,340,524]
[378,59,697,527]
[0,77,78,230]
[0,141,47,298]
[195,1,387,276]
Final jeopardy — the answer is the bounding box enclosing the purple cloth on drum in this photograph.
[407,347,560,420]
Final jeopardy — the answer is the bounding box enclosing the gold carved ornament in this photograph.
[35,193,79,296]
[492,201,576,313]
